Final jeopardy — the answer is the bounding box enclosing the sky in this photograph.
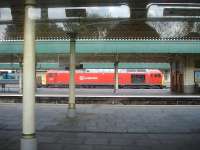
[48,5,130,19]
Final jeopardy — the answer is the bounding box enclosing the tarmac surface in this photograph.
[0,103,200,150]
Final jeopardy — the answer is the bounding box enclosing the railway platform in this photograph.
[1,88,200,105]
[0,88,200,98]
[0,103,200,150]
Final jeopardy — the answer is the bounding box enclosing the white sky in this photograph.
[48,5,130,19]
[0,8,12,21]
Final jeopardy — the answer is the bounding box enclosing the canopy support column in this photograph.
[19,62,23,94]
[114,61,119,93]
[68,35,76,117]
[22,0,36,139]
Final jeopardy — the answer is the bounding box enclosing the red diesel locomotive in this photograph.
[45,69,164,88]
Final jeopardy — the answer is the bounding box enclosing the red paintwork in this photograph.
[46,70,163,86]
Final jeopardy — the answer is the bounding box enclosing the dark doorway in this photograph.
[131,74,145,84]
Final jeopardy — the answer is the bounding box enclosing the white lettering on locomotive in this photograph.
[79,76,98,80]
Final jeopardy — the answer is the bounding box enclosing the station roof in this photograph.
[0,62,170,70]
[82,63,170,69]
[0,40,199,54]
[0,63,59,70]
[1,0,200,7]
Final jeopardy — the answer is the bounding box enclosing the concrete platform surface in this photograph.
[0,104,200,150]
[1,88,200,98]
[1,88,171,96]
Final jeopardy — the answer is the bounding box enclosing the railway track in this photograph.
[0,95,200,105]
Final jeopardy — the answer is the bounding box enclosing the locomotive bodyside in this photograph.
[46,71,132,87]
[45,70,163,88]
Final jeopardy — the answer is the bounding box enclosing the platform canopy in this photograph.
[0,62,170,70]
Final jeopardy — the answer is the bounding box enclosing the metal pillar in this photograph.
[68,35,76,117]
[22,0,36,138]
[114,61,119,93]
[183,56,195,94]
[19,63,23,94]
[170,62,177,93]
[170,60,184,93]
